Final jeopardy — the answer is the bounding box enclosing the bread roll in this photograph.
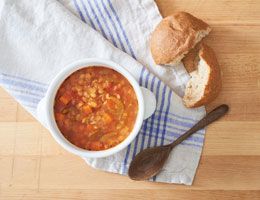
[150,12,211,65]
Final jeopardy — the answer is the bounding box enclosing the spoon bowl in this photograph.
[128,145,171,180]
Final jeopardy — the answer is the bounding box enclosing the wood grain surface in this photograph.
[1,0,260,199]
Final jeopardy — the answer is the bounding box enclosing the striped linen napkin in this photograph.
[0,0,206,185]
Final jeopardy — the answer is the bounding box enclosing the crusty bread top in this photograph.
[150,12,211,65]
[183,44,222,108]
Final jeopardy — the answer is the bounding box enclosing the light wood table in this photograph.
[1,0,260,199]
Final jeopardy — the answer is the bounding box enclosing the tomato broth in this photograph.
[54,67,138,151]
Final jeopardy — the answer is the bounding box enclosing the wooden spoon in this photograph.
[128,104,229,181]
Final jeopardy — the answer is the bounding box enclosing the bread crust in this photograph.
[150,12,211,65]
[183,44,222,108]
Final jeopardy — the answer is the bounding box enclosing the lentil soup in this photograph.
[54,67,138,151]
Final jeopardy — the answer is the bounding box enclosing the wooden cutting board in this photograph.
[1,0,260,199]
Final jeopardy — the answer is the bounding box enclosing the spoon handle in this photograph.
[169,104,229,149]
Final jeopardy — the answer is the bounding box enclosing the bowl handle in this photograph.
[37,97,49,129]
[140,87,156,120]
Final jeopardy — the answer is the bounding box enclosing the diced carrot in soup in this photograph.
[102,113,112,124]
[82,105,92,114]
[86,124,95,132]
[54,67,138,151]
[55,113,65,122]
[59,93,72,105]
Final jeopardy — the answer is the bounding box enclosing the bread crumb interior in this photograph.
[183,58,210,106]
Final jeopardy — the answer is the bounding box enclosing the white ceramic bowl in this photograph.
[37,58,156,158]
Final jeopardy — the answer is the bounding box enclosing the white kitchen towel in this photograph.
[0,0,206,185]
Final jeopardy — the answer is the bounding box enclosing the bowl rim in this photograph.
[44,58,144,158]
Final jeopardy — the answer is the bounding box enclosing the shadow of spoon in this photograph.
[128,104,229,181]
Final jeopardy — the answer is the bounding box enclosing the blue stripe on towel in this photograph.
[0,78,47,94]
[100,0,127,52]
[1,73,47,87]
[146,75,156,147]
[160,90,172,146]
[139,130,203,147]
[179,142,203,148]
[72,0,87,23]
[105,0,147,90]
[152,85,168,181]
[165,111,199,123]
[92,1,118,47]
[139,72,152,151]
[83,0,108,40]
[107,0,136,59]
[154,120,204,136]
[153,85,166,146]
[14,94,42,105]
[153,113,202,131]
[142,125,204,144]
[5,88,45,100]
[76,0,96,29]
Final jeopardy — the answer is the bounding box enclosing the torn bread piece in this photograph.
[183,44,221,108]
[150,12,211,65]
[182,41,202,73]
